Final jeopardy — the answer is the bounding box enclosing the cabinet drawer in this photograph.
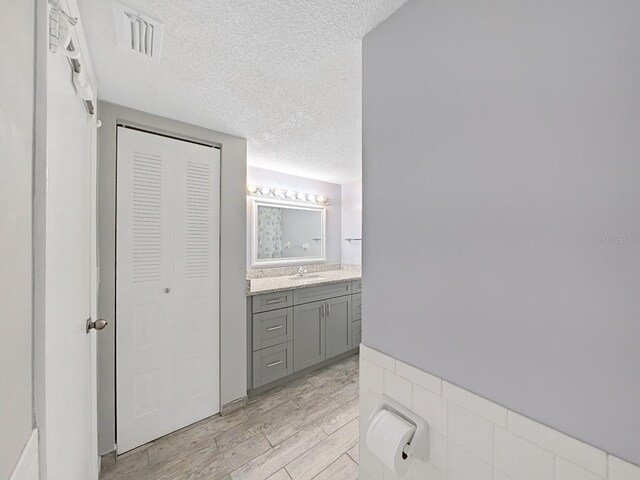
[352,321,362,348]
[252,290,294,313]
[351,279,362,293]
[293,281,351,305]
[253,307,293,351]
[252,341,293,388]
[352,293,362,321]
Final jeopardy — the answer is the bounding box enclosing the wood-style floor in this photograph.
[100,354,360,480]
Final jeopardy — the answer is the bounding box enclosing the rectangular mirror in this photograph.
[250,198,326,267]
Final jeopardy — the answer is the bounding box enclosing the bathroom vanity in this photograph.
[246,272,362,392]
[245,192,362,393]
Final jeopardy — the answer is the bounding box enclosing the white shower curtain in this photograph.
[257,206,283,258]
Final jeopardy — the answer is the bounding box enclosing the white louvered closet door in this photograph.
[116,127,220,453]
[172,139,220,430]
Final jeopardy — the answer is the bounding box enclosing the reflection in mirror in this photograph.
[251,199,326,266]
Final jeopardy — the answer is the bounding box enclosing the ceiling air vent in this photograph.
[112,1,163,62]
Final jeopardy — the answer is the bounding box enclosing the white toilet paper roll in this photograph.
[366,409,416,476]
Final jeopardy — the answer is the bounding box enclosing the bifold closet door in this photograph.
[116,127,220,453]
[172,135,220,430]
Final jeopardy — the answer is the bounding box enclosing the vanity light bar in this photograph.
[247,185,329,205]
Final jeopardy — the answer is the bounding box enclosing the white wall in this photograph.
[0,1,35,477]
[341,179,362,265]
[363,0,640,466]
[247,166,342,267]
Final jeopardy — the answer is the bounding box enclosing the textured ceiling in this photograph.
[79,0,407,183]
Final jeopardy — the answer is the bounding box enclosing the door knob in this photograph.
[86,318,108,333]
[164,288,171,293]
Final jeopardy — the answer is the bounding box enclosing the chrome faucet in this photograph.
[297,266,309,277]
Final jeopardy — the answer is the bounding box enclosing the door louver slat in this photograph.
[132,153,162,282]
[185,161,211,279]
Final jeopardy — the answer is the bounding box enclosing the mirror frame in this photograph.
[250,197,327,267]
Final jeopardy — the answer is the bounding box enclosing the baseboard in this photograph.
[221,396,248,415]
[9,429,39,480]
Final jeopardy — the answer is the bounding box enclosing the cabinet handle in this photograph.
[267,360,283,368]
[359,305,362,309]
[327,303,331,316]
[266,325,283,332]
[321,304,325,318]
[266,297,285,305]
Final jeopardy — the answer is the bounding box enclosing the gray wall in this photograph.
[247,166,342,268]
[97,102,247,454]
[0,0,35,477]
[363,0,640,465]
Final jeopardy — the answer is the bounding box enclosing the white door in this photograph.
[172,142,221,430]
[116,127,220,453]
[44,10,99,479]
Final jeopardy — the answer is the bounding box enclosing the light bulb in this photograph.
[247,185,258,194]
[286,190,296,198]
[274,189,284,198]
[297,192,306,201]
[316,195,326,203]
[308,195,316,203]
[260,187,271,195]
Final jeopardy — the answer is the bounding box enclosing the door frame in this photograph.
[113,125,222,453]
[97,104,248,456]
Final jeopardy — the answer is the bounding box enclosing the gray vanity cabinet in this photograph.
[325,295,352,358]
[293,300,326,371]
[249,279,361,390]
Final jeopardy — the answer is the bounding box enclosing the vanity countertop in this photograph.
[247,269,361,296]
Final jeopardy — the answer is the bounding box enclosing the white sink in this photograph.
[289,274,325,281]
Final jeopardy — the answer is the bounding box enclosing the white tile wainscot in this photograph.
[358,344,640,480]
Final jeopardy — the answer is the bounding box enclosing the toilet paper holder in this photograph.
[368,395,430,463]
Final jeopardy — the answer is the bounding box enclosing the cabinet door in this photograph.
[293,300,326,371]
[352,293,362,321]
[326,295,352,358]
[352,321,362,349]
